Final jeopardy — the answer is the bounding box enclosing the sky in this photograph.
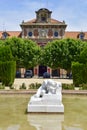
[0,0,87,31]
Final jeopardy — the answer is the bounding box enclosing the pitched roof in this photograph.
[0,30,87,40]
[7,31,21,37]
[21,18,64,25]
[51,18,63,24]
[0,31,21,39]
[65,31,87,39]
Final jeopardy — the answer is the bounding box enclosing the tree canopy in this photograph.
[41,38,84,71]
[1,37,87,72]
[4,37,41,68]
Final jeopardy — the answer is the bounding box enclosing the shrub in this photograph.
[72,62,84,86]
[20,83,26,89]
[29,83,41,89]
[0,61,16,86]
[10,85,14,89]
[29,83,75,90]
[72,62,87,86]
[62,84,75,90]
[0,46,13,62]
[79,84,87,90]
[0,46,15,87]
[0,84,5,89]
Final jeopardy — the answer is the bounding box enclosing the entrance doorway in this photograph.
[52,69,60,77]
[38,65,47,77]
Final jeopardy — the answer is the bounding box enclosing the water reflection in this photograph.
[0,125,20,130]
[28,114,64,130]
[7,125,20,130]
[64,126,83,130]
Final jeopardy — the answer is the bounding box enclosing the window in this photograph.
[2,32,8,39]
[41,13,47,22]
[54,31,58,37]
[41,17,46,21]
[28,32,32,37]
[79,33,84,40]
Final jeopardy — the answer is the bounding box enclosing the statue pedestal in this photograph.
[27,94,64,113]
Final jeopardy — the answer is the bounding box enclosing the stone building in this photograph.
[20,8,67,46]
[0,8,87,77]
[20,8,67,77]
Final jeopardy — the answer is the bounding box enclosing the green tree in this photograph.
[41,40,65,69]
[62,38,83,71]
[22,39,41,69]
[4,37,24,67]
[4,37,41,69]
[41,38,83,71]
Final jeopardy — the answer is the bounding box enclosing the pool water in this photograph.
[0,95,87,130]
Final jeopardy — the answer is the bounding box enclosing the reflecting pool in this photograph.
[0,95,87,130]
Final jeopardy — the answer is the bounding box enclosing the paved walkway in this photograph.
[0,78,87,95]
[13,78,73,90]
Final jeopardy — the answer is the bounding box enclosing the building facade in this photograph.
[20,8,67,77]
[20,8,67,46]
[0,8,87,77]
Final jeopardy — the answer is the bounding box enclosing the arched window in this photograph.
[41,13,47,22]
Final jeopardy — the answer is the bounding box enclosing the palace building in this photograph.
[0,8,87,77]
[20,8,67,46]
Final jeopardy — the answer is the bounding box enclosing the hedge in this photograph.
[0,46,13,61]
[0,61,16,86]
[72,62,87,86]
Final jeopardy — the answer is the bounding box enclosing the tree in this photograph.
[4,37,41,69]
[41,40,64,69]
[22,39,41,69]
[62,38,83,71]
[4,37,24,67]
[41,38,83,71]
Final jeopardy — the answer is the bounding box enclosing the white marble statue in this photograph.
[27,79,64,113]
[35,79,62,98]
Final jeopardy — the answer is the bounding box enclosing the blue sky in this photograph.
[0,0,87,31]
